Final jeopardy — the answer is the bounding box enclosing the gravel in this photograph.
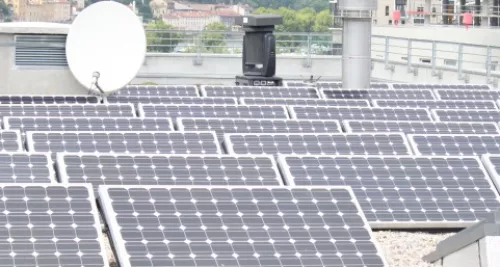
[103,230,457,267]
[373,231,456,267]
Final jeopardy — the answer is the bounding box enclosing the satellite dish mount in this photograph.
[235,15,283,87]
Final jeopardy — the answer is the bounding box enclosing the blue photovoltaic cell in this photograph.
[289,106,432,121]
[278,155,500,228]
[100,185,387,267]
[201,85,320,99]
[316,82,390,89]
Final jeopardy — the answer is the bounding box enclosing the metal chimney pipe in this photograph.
[338,0,377,89]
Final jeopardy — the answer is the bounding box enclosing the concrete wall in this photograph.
[0,23,499,94]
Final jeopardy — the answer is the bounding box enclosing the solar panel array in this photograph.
[113,85,199,96]
[105,96,237,105]
[0,104,135,117]
[177,118,342,141]
[2,82,500,267]
[100,186,387,267]
[138,104,289,119]
[373,100,498,110]
[343,120,500,134]
[289,106,432,121]
[201,85,320,98]
[392,84,491,89]
[279,155,500,227]
[239,97,371,107]
[5,117,173,132]
[0,95,100,104]
[321,88,435,100]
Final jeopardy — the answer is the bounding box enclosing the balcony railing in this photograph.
[145,29,500,83]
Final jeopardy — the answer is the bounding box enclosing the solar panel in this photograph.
[224,133,413,156]
[283,81,310,87]
[278,155,500,228]
[373,100,498,110]
[0,184,108,267]
[201,85,320,98]
[26,131,221,156]
[343,120,500,135]
[0,104,135,117]
[177,118,342,141]
[316,82,390,89]
[0,153,54,183]
[100,185,387,267]
[58,154,283,191]
[138,104,289,119]
[434,89,500,100]
[104,96,237,105]
[0,130,22,152]
[393,84,491,90]
[0,95,100,104]
[4,117,173,133]
[289,106,432,121]
[431,109,500,122]
[408,134,500,156]
[113,85,199,96]
[239,97,371,107]
[320,89,435,100]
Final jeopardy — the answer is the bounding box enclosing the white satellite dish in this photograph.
[66,1,146,95]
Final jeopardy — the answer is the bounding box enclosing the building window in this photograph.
[385,6,389,16]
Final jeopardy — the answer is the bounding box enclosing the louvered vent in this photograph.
[15,34,67,67]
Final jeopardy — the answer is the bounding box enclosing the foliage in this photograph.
[253,7,331,32]
[202,22,228,53]
[88,0,153,20]
[146,21,185,53]
[0,0,12,21]
[186,0,329,12]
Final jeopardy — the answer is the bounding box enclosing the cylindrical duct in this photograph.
[338,0,376,89]
[342,19,372,89]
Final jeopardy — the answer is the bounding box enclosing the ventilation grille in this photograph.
[15,35,67,67]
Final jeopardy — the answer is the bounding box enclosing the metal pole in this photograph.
[338,0,376,89]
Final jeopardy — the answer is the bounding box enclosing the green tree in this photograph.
[146,21,184,53]
[202,22,228,53]
[313,9,332,32]
[0,0,12,21]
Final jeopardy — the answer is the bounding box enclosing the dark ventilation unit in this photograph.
[235,15,283,86]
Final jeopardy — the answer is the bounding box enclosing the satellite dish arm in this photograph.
[90,71,105,95]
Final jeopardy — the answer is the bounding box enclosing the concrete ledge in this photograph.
[424,211,500,265]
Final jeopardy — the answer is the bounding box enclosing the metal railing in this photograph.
[145,29,500,83]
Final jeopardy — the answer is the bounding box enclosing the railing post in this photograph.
[431,41,436,73]
[458,44,463,78]
[384,36,389,67]
[407,39,413,72]
[486,47,492,83]
[305,32,312,68]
